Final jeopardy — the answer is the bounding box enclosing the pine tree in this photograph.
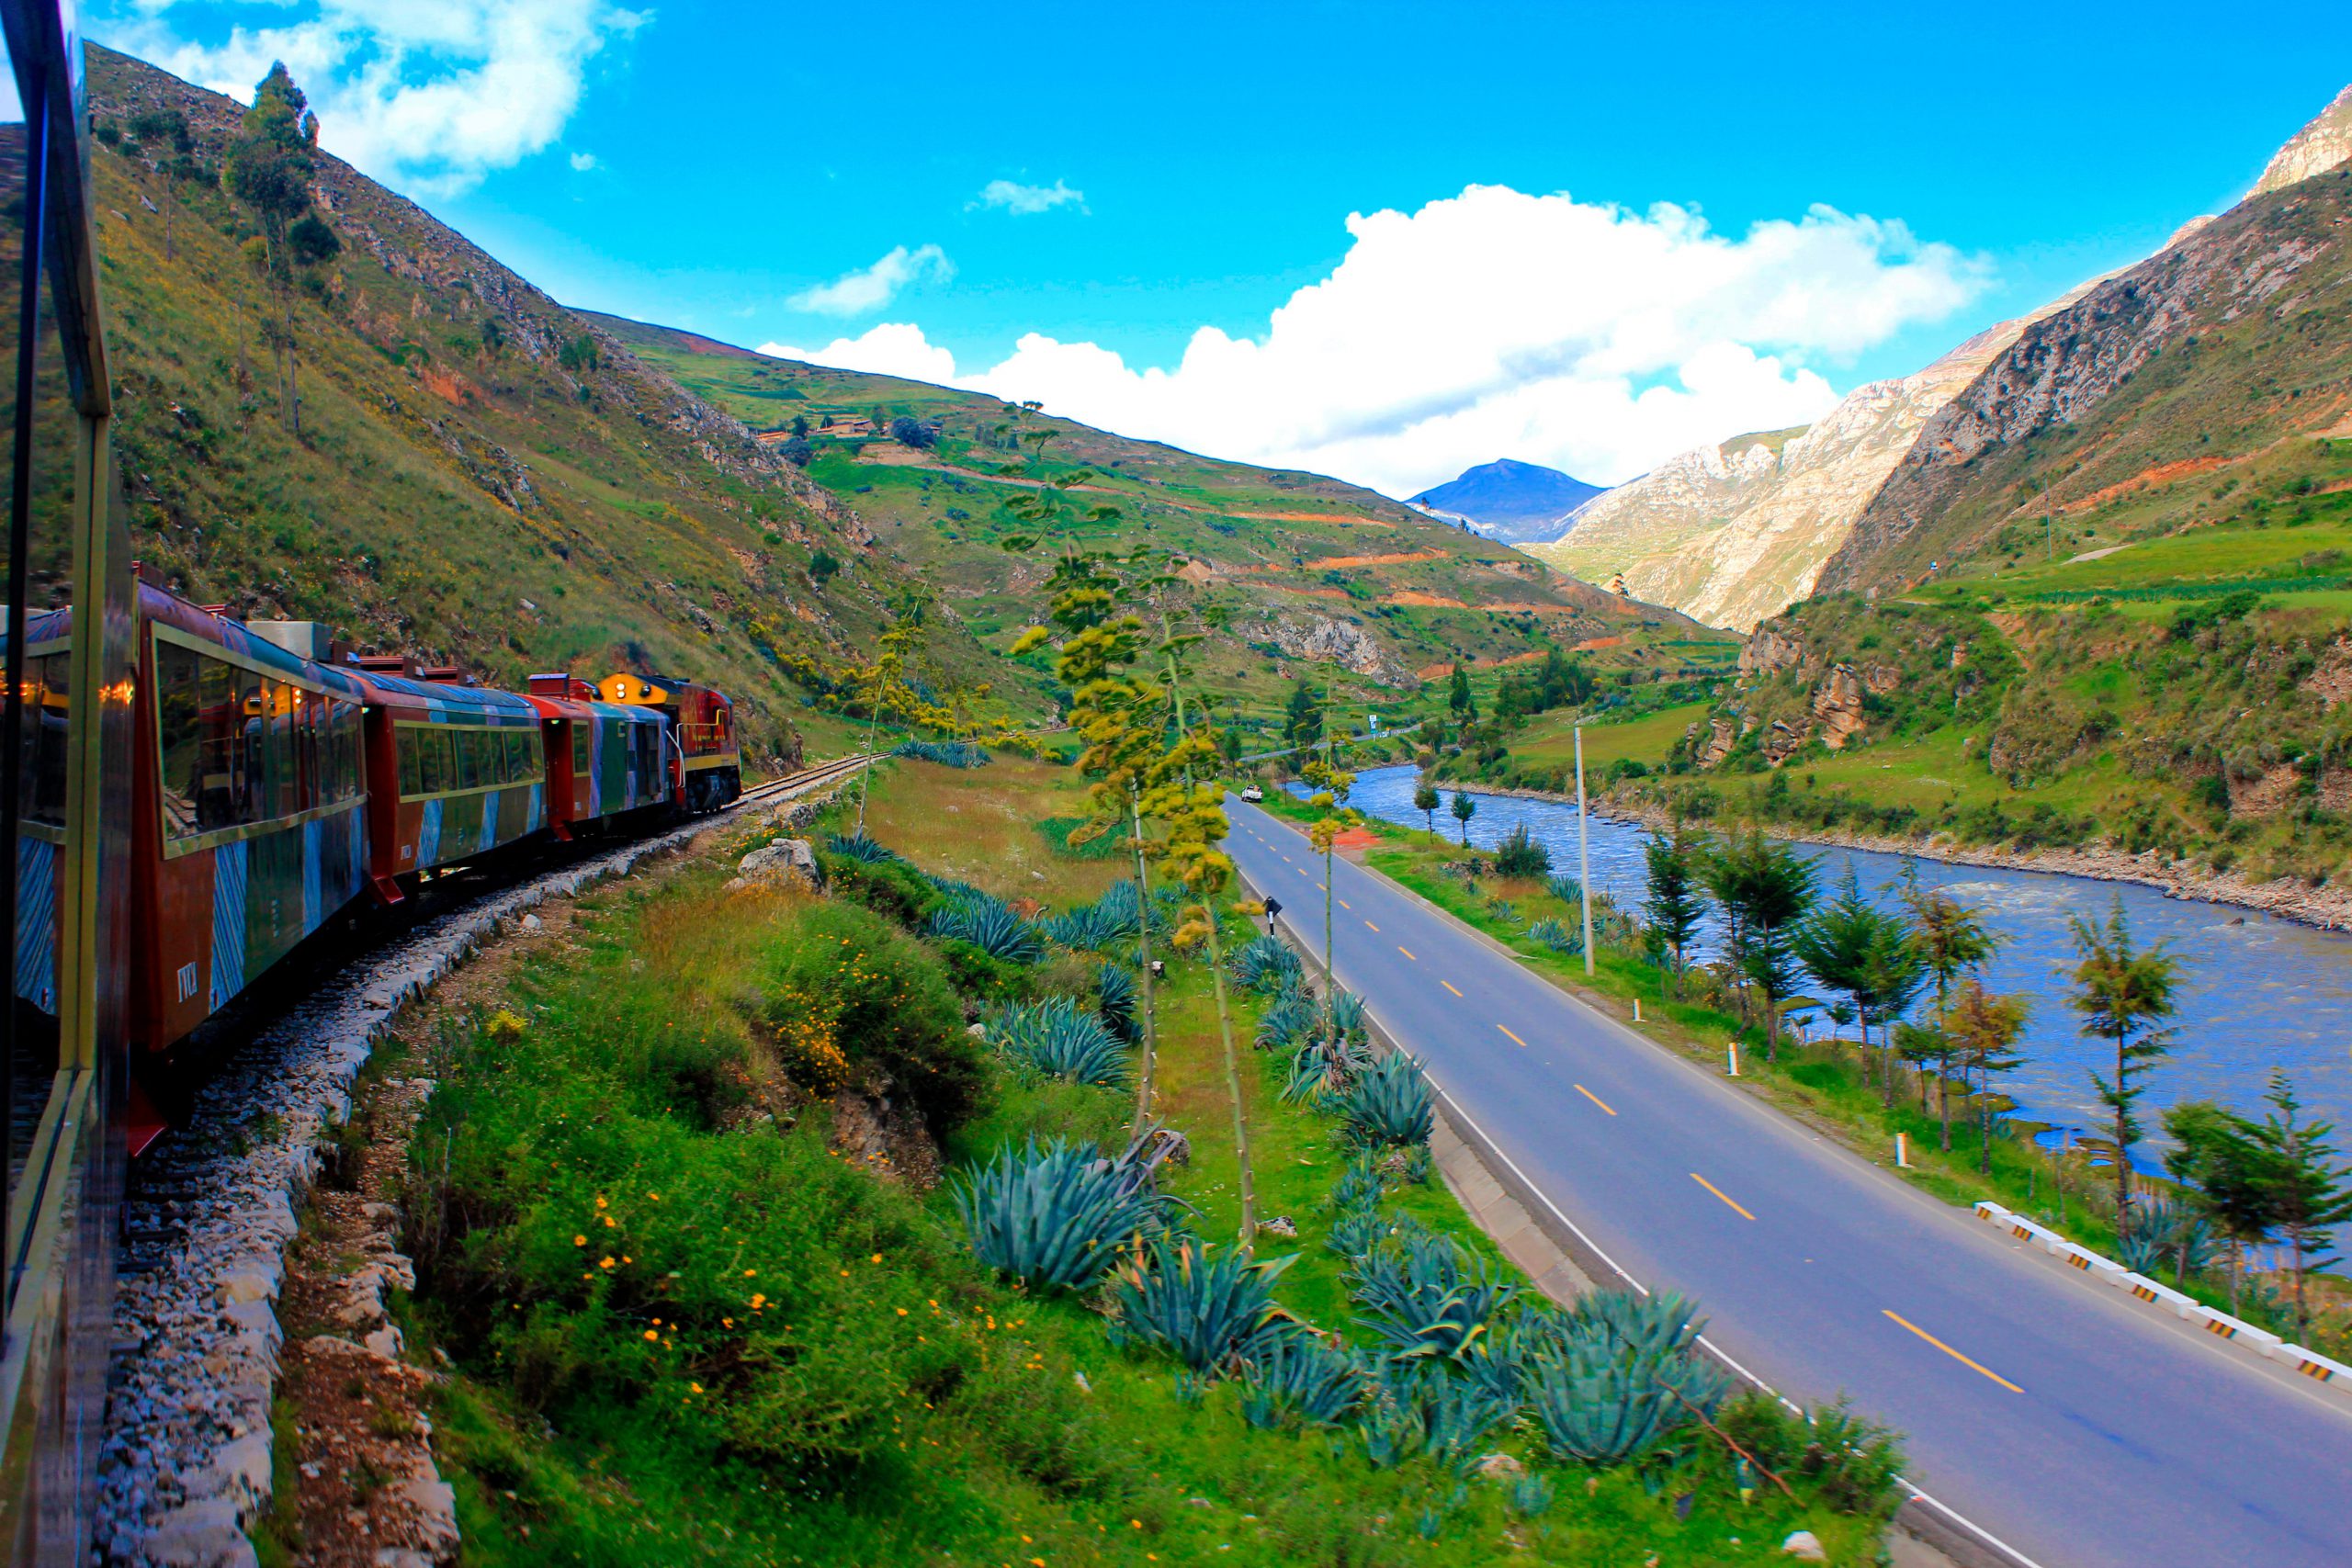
[1949,982,2028,1176]
[1899,865,2002,1149]
[2245,1072,2352,1334]
[1642,825,1704,995]
[2068,899,2180,1235]
[223,62,323,434]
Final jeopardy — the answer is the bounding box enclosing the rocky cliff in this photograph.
[2255,84,2352,196]
[1819,164,2352,592]
[1527,292,2081,632]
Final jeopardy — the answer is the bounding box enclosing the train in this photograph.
[0,6,747,1549]
[125,582,742,1147]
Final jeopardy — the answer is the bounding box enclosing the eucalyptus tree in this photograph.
[2068,899,2180,1234]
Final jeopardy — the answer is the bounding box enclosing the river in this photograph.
[1323,765,2352,1156]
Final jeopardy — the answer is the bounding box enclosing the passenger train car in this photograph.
[0,6,752,1530]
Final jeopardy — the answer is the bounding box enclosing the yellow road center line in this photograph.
[1690,1173,1756,1222]
[1883,1310,2025,1393]
[1397,946,1416,960]
[1575,1083,1615,1114]
[1441,981,1463,997]
[1337,897,1351,909]
[1498,1024,1528,1048]
[1364,920,1380,932]
[1317,881,1327,890]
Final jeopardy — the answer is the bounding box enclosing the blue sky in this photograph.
[93,1,2352,496]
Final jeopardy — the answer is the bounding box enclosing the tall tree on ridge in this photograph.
[224,62,324,435]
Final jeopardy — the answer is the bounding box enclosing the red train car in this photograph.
[596,671,741,812]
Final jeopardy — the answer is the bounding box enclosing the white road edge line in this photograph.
[1228,799,2050,1568]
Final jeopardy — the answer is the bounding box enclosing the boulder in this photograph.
[1781,1529,1826,1561]
[737,837,818,888]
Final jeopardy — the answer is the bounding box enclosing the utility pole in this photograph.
[2044,479,2052,562]
[1574,718,1594,976]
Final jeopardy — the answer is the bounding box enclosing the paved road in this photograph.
[1226,797,2352,1568]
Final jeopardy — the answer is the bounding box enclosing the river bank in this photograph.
[1423,776,2352,933]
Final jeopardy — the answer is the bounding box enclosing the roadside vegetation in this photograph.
[1260,777,2352,1361]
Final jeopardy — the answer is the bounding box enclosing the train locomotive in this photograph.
[120,581,742,1150]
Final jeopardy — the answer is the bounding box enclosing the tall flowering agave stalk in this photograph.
[956,1135,1176,1292]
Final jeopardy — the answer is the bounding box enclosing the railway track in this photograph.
[96,755,870,1567]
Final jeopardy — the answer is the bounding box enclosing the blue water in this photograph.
[1321,766,2352,1151]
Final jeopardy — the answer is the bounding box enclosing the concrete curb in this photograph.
[1969,1201,2352,1393]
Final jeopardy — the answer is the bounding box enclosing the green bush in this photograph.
[760,899,984,1134]
[820,852,939,930]
[1493,824,1551,877]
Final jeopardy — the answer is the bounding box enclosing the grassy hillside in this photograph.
[588,313,1713,718]
[85,46,1003,762]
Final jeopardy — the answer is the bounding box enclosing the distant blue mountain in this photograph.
[1408,458,1606,544]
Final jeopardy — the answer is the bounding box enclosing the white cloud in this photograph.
[768,184,1984,494]
[569,150,599,172]
[970,177,1085,215]
[93,0,646,198]
[760,322,960,384]
[786,244,953,318]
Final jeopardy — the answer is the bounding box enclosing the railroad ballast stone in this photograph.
[98,817,723,1565]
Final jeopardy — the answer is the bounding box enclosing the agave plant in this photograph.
[1228,933,1302,993]
[1522,1341,1684,1465]
[1326,1153,1388,1213]
[929,891,1045,964]
[1095,963,1137,1042]
[1328,988,1368,1043]
[1526,918,1581,954]
[1482,897,1520,926]
[1421,1374,1519,1470]
[1256,992,1319,1051]
[1573,1289,1707,1360]
[1326,1205,1389,1260]
[1042,902,1126,953]
[1545,874,1583,906]
[825,831,897,863]
[892,738,991,768]
[1107,1237,1297,1371]
[1338,1054,1435,1147]
[1349,1233,1519,1361]
[1238,1335,1371,1427]
[955,1135,1174,1291]
[991,998,1131,1088]
[1283,1032,1373,1104]
[1509,1473,1555,1518]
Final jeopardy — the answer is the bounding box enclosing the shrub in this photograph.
[955,1135,1174,1291]
[1493,824,1551,877]
[1337,1054,1434,1147]
[928,890,1045,964]
[759,900,982,1132]
[1036,816,1126,861]
[1716,1393,1905,1517]
[820,852,938,930]
[1107,1238,1296,1371]
[990,998,1130,1088]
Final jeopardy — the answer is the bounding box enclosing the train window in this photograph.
[502,729,524,783]
[197,652,234,829]
[416,728,447,795]
[571,721,589,780]
[397,727,421,797]
[22,651,67,829]
[458,728,482,791]
[155,639,200,838]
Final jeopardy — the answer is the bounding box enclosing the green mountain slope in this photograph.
[85,45,990,763]
[1640,142,2352,885]
[585,312,1712,709]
